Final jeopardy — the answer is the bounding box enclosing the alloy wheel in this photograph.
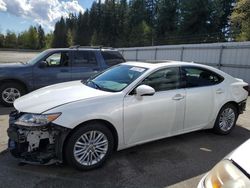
[73,131,109,166]
[2,88,21,104]
[219,107,236,132]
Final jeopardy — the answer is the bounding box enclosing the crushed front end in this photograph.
[7,111,70,165]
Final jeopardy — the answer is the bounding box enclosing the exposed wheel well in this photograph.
[223,101,239,115]
[63,119,119,160]
[0,79,28,92]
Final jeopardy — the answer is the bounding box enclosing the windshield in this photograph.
[85,65,147,92]
[26,50,49,65]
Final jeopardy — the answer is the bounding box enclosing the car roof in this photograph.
[122,61,198,69]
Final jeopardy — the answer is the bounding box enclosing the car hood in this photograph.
[14,80,113,113]
[227,139,250,176]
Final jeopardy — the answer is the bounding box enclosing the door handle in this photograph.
[216,89,224,94]
[172,94,185,100]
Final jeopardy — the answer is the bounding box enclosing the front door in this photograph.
[33,51,72,89]
[124,67,186,145]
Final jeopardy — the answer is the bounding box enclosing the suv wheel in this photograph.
[213,104,238,134]
[0,82,26,107]
[65,123,114,170]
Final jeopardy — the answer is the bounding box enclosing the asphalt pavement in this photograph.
[0,98,249,188]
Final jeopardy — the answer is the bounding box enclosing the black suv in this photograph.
[0,46,125,106]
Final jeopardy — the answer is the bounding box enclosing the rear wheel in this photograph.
[65,123,114,170]
[0,82,26,107]
[213,104,238,134]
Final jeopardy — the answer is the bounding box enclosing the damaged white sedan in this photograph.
[7,61,248,170]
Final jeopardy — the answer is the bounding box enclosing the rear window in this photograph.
[101,51,125,66]
[181,66,224,87]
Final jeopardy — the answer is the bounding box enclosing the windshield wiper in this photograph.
[86,80,102,90]
[83,80,117,92]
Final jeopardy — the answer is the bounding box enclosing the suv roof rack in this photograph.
[69,45,114,50]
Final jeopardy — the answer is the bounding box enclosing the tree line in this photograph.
[52,0,236,48]
[0,0,249,50]
[0,25,49,49]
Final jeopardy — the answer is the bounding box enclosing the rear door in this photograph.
[181,66,222,131]
[71,50,102,81]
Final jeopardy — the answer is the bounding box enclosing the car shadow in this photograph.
[0,105,13,115]
[0,126,249,188]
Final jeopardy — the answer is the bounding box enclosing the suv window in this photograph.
[73,51,98,67]
[101,51,125,66]
[45,52,69,67]
[181,66,223,87]
[141,67,180,92]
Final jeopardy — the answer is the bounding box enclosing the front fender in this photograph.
[44,95,124,149]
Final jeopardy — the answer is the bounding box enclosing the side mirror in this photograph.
[38,61,47,68]
[136,85,155,96]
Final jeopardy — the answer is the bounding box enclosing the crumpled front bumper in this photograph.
[7,111,70,165]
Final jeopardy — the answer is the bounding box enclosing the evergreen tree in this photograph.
[156,0,179,44]
[52,17,68,47]
[179,0,211,43]
[90,30,99,45]
[17,31,29,48]
[145,0,158,45]
[45,33,53,48]
[128,0,151,46]
[27,26,38,49]
[0,34,5,47]
[37,25,46,49]
[89,1,103,45]
[67,30,74,46]
[208,0,235,42]
[101,0,117,46]
[116,0,129,47]
[129,21,152,46]
[74,11,91,45]
[5,31,17,48]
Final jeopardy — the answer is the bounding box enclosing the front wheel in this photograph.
[213,104,238,134]
[65,123,114,170]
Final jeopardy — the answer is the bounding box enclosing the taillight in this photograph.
[243,85,249,92]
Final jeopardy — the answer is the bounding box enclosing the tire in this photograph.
[0,82,26,107]
[213,104,238,135]
[65,123,114,171]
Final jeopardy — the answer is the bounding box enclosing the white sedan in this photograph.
[7,61,248,170]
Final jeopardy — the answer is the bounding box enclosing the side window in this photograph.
[101,51,125,66]
[141,67,180,92]
[182,67,223,88]
[73,51,98,67]
[45,52,69,67]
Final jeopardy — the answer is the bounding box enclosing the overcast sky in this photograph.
[0,0,96,34]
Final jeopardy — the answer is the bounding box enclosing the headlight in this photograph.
[204,160,250,188]
[15,113,61,127]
